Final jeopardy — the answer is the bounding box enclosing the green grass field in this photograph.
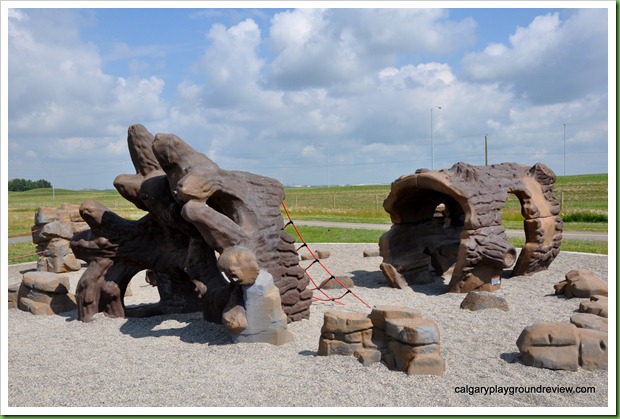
[283,173,608,232]
[7,173,609,262]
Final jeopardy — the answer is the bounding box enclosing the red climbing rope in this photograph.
[281,201,371,309]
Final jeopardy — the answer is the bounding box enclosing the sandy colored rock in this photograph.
[570,313,608,332]
[516,322,579,371]
[407,353,446,376]
[8,283,20,309]
[22,271,71,294]
[321,311,373,334]
[354,348,382,366]
[460,290,509,312]
[18,292,77,315]
[318,275,354,290]
[362,248,380,258]
[379,262,408,289]
[217,246,260,286]
[315,250,331,259]
[579,295,608,318]
[554,269,608,298]
[369,305,423,330]
[385,317,439,346]
[318,338,364,356]
[577,328,608,371]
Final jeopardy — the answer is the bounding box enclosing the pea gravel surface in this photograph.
[4,244,613,414]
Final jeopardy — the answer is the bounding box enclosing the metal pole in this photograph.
[327,146,330,188]
[318,144,330,187]
[485,134,489,165]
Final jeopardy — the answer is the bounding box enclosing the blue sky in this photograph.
[3,2,614,189]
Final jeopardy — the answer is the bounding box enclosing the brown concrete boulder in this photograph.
[380,162,562,293]
[579,295,608,318]
[368,305,423,330]
[384,317,445,375]
[363,248,380,258]
[554,269,608,298]
[319,307,444,376]
[577,328,608,371]
[300,249,331,261]
[570,313,607,332]
[17,271,77,315]
[517,320,608,371]
[318,275,354,290]
[8,283,20,309]
[318,311,375,356]
[460,290,509,312]
[516,322,580,371]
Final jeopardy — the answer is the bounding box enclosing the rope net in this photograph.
[281,201,371,308]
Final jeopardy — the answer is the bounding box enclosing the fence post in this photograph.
[375,193,379,211]
[560,191,564,211]
[332,194,336,209]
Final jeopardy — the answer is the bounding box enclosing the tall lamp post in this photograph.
[431,106,442,170]
[318,144,330,188]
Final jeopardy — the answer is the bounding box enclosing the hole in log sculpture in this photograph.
[380,162,563,293]
[71,124,312,326]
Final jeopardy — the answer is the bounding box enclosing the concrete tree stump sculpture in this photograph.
[380,162,562,293]
[71,125,312,334]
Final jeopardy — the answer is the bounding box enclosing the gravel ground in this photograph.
[4,244,613,414]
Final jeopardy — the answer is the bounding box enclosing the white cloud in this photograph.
[199,19,264,107]
[461,9,608,104]
[266,8,476,90]
[6,8,609,189]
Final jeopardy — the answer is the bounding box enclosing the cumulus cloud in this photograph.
[6,7,609,189]
[461,9,608,104]
[265,8,476,90]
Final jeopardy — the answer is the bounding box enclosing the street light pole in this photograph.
[485,133,488,166]
[431,106,441,170]
[318,144,330,188]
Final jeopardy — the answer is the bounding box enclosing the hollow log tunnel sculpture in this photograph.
[71,124,312,324]
[379,162,563,293]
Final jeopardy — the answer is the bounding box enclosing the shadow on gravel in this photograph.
[299,350,318,357]
[118,313,232,346]
[409,278,451,296]
[350,270,386,289]
[500,352,522,364]
[350,269,450,295]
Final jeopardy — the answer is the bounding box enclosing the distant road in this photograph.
[9,222,607,243]
[291,220,608,242]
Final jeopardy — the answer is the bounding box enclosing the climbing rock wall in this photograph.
[381,162,563,293]
[32,204,88,273]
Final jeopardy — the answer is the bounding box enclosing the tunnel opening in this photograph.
[380,187,466,288]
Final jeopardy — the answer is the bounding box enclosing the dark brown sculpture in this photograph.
[71,125,312,324]
[380,162,563,293]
